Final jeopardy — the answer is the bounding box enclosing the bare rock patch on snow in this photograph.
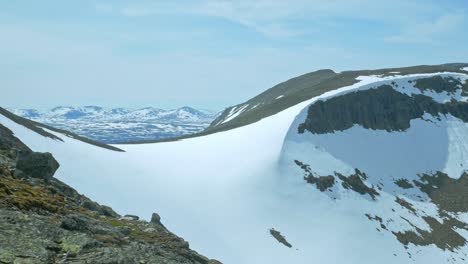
[269,228,292,248]
[414,171,468,213]
[393,215,467,251]
[336,169,379,200]
[394,179,414,189]
[294,160,335,192]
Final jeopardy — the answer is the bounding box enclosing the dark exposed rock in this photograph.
[294,160,335,191]
[294,159,312,173]
[394,179,414,189]
[389,174,468,252]
[365,214,387,230]
[61,215,92,232]
[0,124,31,171]
[81,199,119,218]
[151,212,161,224]
[414,76,463,94]
[81,199,101,212]
[100,205,119,218]
[269,228,292,248]
[294,161,379,197]
[414,171,468,212]
[298,85,468,134]
[304,174,335,192]
[336,169,379,200]
[0,124,30,153]
[462,79,468,96]
[16,151,59,180]
[395,197,416,214]
[393,216,468,251]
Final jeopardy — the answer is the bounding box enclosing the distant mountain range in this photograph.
[8,106,219,143]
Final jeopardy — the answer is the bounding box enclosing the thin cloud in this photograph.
[112,0,459,40]
[95,3,114,14]
[385,12,466,44]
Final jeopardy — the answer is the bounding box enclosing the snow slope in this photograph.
[1,72,468,263]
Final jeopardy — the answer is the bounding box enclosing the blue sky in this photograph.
[1,0,467,110]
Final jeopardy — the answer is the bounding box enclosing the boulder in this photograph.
[16,151,59,180]
[101,205,119,218]
[61,215,89,232]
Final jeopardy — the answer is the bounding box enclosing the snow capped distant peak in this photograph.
[51,106,71,110]
[138,107,164,111]
[178,106,198,112]
[132,107,164,114]
[462,67,468,72]
[109,108,130,115]
[7,108,41,118]
[9,105,219,143]
[19,106,216,123]
[83,105,104,111]
[50,106,74,113]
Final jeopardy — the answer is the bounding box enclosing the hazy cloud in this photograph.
[385,12,466,43]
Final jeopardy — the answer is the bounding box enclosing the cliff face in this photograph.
[0,123,220,264]
[280,72,468,262]
[298,80,468,134]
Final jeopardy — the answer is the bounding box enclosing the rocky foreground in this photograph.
[0,123,220,264]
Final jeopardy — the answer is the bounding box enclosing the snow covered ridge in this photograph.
[208,63,468,134]
[2,69,468,263]
[280,72,468,263]
[8,106,219,143]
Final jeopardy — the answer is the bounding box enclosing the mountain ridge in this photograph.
[8,106,219,144]
[120,62,468,144]
[9,105,217,122]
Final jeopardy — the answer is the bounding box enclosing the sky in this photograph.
[1,0,467,110]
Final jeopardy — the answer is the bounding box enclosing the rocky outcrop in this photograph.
[298,85,468,134]
[393,216,467,251]
[394,179,414,189]
[0,123,220,264]
[16,151,59,180]
[336,169,379,200]
[414,171,468,213]
[294,160,335,192]
[414,76,463,94]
